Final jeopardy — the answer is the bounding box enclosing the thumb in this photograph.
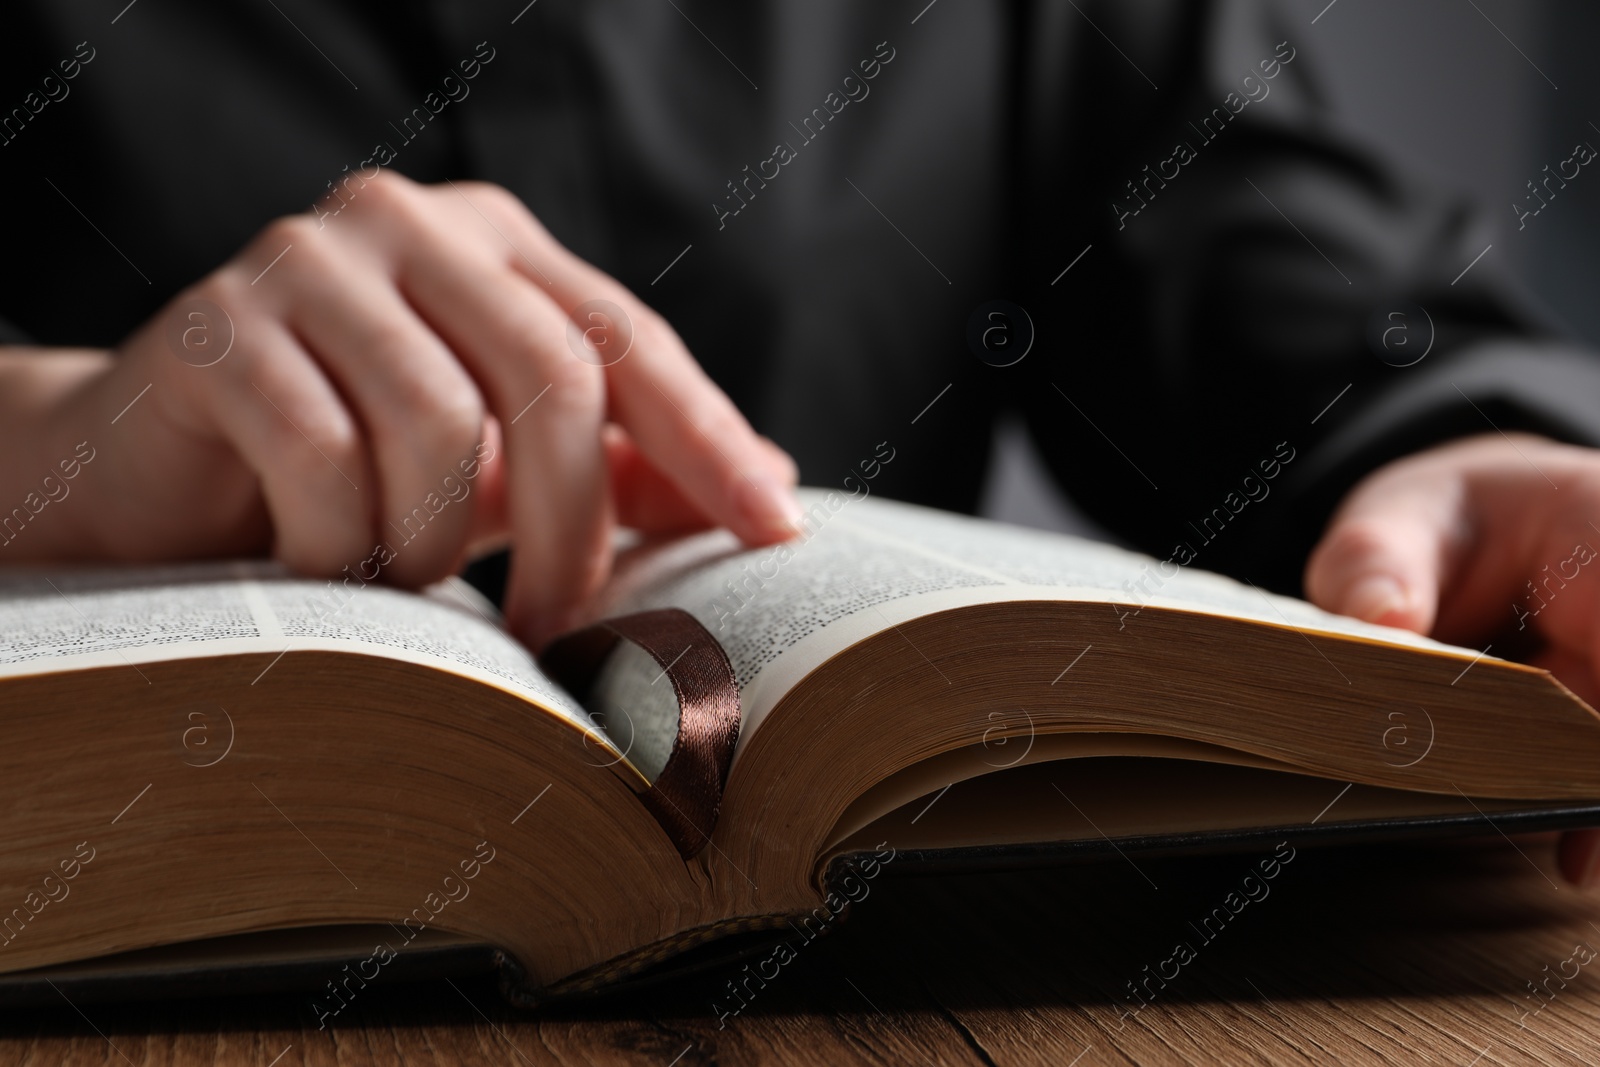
[1303,469,1467,634]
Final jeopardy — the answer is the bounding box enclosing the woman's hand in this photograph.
[5,171,800,647]
[1306,431,1600,886]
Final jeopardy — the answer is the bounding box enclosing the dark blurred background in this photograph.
[986,0,1600,535]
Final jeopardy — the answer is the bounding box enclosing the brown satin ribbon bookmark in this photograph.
[541,609,741,860]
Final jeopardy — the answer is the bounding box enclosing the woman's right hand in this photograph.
[12,170,801,647]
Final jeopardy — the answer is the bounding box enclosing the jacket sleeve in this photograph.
[1011,0,1600,595]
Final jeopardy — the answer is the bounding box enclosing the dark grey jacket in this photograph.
[3,0,1595,593]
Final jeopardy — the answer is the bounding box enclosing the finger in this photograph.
[608,428,799,535]
[286,259,486,588]
[606,426,713,534]
[1492,519,1600,894]
[385,208,612,645]
[607,317,802,545]
[1304,466,1470,633]
[457,183,803,544]
[194,318,375,576]
[756,435,801,485]
[1504,477,1600,668]
[464,413,509,555]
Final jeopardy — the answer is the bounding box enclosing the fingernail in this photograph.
[735,475,804,536]
[1343,574,1408,625]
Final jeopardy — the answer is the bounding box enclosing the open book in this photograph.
[3,489,1600,1010]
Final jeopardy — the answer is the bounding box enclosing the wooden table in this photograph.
[7,835,1599,1065]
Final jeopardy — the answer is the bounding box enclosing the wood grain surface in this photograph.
[5,835,1598,1065]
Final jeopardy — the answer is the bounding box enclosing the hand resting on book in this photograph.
[1306,431,1600,886]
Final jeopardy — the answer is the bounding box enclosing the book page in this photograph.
[587,490,1481,747]
[0,562,603,740]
